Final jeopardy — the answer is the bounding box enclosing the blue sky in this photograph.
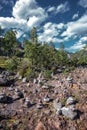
[0,0,87,52]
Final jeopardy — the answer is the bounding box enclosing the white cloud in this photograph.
[79,36,87,43]
[66,43,86,52]
[72,13,79,20]
[47,6,56,12]
[66,36,87,52]
[47,1,70,14]
[61,15,87,38]
[38,22,64,43]
[0,0,48,38]
[78,0,87,8]
[56,1,70,13]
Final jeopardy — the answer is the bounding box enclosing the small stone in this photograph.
[66,97,75,105]
[27,83,30,87]
[54,89,58,94]
[22,77,27,83]
[43,95,50,102]
[67,76,73,83]
[15,88,20,92]
[33,78,37,84]
[42,85,49,89]
[8,87,14,91]
[17,91,24,98]
[37,100,43,109]
[53,100,62,111]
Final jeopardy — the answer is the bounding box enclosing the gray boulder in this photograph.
[0,71,14,86]
[61,107,77,120]
[0,93,13,103]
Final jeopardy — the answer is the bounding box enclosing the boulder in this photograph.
[0,93,13,103]
[61,107,77,120]
[0,71,14,86]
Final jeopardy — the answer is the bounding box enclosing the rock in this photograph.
[43,95,50,102]
[42,85,49,89]
[0,71,14,86]
[66,97,75,105]
[53,100,62,111]
[18,76,22,80]
[0,93,13,103]
[15,88,20,92]
[62,89,68,97]
[17,91,24,98]
[67,76,73,83]
[69,105,76,111]
[33,89,38,94]
[22,77,27,83]
[56,109,62,115]
[37,100,43,109]
[53,99,63,115]
[61,107,77,120]
[8,87,14,91]
[54,89,58,94]
[53,100,62,115]
[25,99,31,108]
[26,83,30,87]
[33,78,37,84]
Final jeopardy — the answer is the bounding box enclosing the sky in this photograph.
[0,0,87,52]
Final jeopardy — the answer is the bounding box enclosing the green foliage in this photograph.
[30,27,38,44]
[42,70,52,79]
[6,57,19,72]
[18,58,31,77]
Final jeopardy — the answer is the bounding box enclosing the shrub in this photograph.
[6,57,19,72]
[42,70,52,79]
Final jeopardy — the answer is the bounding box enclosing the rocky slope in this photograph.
[0,67,87,130]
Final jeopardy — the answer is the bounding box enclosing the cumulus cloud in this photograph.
[61,15,87,38]
[0,0,48,38]
[38,22,64,43]
[78,0,87,8]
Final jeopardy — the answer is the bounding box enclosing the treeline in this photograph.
[0,27,87,79]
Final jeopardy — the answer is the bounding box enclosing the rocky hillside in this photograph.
[0,67,87,130]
